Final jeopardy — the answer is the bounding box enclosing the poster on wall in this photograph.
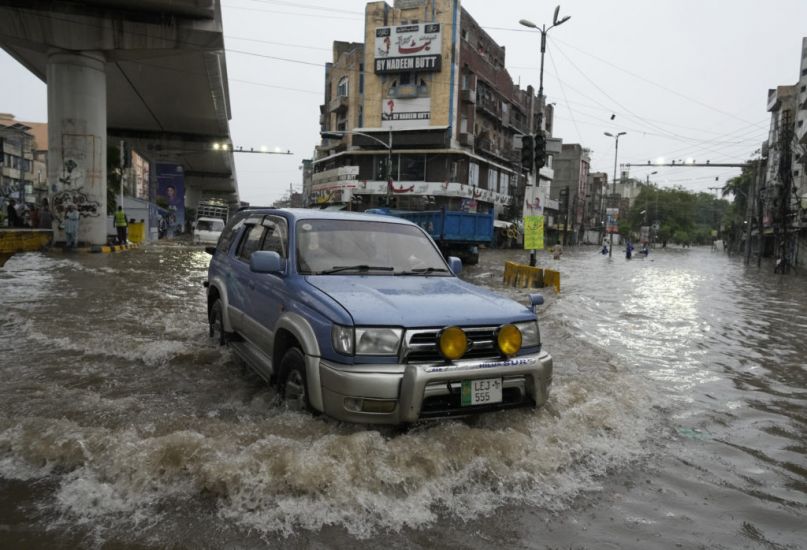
[374,23,442,74]
[382,98,431,129]
[156,163,185,235]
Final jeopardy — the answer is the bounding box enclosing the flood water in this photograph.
[1,242,805,548]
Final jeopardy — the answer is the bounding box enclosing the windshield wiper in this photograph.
[319,265,395,275]
[396,267,450,276]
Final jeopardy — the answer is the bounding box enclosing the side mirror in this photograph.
[447,256,462,275]
[205,246,216,256]
[250,250,283,273]
[529,293,544,312]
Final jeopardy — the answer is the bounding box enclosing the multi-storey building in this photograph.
[311,0,553,219]
[550,144,590,243]
[0,113,46,209]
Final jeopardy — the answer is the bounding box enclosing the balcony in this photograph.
[459,133,474,147]
[460,89,476,104]
[329,95,349,113]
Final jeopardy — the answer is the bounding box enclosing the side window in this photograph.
[261,216,288,258]
[217,213,247,253]
[237,224,266,262]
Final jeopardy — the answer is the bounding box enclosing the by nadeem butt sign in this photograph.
[374,23,442,74]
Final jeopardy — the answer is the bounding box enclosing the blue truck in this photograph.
[366,208,493,265]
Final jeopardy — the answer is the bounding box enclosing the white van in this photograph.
[193,217,225,244]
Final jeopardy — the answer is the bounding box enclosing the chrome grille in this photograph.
[402,326,501,363]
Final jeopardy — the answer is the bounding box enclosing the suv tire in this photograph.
[209,299,227,346]
[280,348,311,413]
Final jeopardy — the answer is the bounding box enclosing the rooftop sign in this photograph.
[374,23,442,74]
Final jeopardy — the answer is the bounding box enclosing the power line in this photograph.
[238,0,364,15]
[225,35,331,51]
[546,48,582,143]
[223,2,361,21]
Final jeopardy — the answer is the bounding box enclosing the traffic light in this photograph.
[534,131,547,169]
[521,134,534,173]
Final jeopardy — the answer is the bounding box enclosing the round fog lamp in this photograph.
[497,324,522,356]
[438,326,467,361]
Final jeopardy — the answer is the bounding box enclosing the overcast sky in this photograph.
[2,0,806,205]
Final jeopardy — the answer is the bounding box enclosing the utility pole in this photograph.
[604,131,626,257]
[519,6,571,266]
[777,110,793,273]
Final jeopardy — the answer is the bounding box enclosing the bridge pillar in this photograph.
[46,50,107,246]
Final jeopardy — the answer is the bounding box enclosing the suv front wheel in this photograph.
[280,348,311,413]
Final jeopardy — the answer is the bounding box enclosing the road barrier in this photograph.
[502,261,560,292]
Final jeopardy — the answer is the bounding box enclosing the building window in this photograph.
[358,105,363,128]
[400,155,426,181]
[488,168,499,192]
[359,64,364,94]
[337,76,349,97]
[460,114,469,133]
[468,162,479,186]
[461,29,468,41]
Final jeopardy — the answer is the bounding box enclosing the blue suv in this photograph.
[205,208,552,425]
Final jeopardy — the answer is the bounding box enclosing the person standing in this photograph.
[114,205,128,245]
[64,204,79,249]
[6,199,21,227]
[38,199,53,230]
[39,199,54,247]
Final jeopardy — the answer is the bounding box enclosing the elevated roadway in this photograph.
[0,0,237,244]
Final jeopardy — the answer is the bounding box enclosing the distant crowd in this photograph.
[3,198,53,230]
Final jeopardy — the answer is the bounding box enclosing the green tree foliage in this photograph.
[622,184,729,245]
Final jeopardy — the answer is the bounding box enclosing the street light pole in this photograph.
[646,170,657,245]
[519,6,571,266]
[604,131,626,257]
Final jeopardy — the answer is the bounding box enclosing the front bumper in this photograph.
[318,351,552,424]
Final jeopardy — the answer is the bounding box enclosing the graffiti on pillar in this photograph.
[53,134,103,224]
[52,158,100,224]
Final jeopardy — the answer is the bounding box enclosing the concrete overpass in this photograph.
[0,0,237,244]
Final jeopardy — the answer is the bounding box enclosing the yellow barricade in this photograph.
[502,261,560,292]
[128,222,146,244]
[543,268,561,293]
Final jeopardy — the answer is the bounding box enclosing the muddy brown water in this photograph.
[0,243,805,548]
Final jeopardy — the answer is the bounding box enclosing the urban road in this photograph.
[1,242,805,549]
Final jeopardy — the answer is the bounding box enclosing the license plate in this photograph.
[461,377,502,406]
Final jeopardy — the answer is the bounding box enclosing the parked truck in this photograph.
[196,199,229,224]
[367,208,493,265]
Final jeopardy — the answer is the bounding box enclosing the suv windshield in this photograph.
[296,219,449,275]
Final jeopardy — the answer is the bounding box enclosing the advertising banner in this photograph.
[382,98,431,129]
[523,215,545,250]
[156,163,185,235]
[522,183,547,218]
[374,23,442,74]
[605,207,619,234]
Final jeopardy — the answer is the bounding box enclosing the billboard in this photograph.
[156,163,185,235]
[374,23,442,74]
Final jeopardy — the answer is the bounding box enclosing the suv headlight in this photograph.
[356,327,402,355]
[515,321,540,348]
[331,326,403,356]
